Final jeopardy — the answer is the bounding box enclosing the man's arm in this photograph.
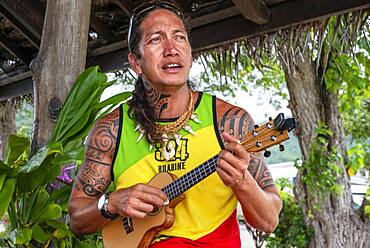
[68,109,119,234]
[216,100,282,233]
[68,108,167,234]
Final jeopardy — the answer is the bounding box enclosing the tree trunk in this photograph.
[281,53,369,247]
[30,0,92,154]
[0,100,16,160]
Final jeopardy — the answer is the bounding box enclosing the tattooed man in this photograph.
[68,1,282,247]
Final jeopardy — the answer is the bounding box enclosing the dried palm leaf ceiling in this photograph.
[0,0,369,101]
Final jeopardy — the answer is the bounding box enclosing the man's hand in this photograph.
[216,132,250,188]
[108,184,168,219]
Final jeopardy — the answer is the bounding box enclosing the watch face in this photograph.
[98,194,106,210]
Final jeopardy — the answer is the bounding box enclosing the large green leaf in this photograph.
[0,178,15,218]
[17,168,46,193]
[18,143,62,174]
[38,203,62,222]
[54,146,84,165]
[29,188,49,222]
[0,173,6,191]
[17,152,54,193]
[93,91,132,110]
[5,135,29,166]
[0,160,17,178]
[49,185,72,204]
[51,66,108,143]
[56,87,103,142]
[46,220,71,239]
[8,228,33,245]
[31,224,51,243]
[41,163,62,185]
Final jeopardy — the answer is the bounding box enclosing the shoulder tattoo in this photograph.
[218,106,254,139]
[75,110,119,196]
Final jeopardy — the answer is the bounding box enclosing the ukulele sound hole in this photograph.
[148,206,162,216]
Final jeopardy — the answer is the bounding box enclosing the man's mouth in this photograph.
[162,63,183,72]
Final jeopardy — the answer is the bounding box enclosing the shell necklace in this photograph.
[135,91,201,161]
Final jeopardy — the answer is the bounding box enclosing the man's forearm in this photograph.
[232,172,282,233]
[68,198,109,234]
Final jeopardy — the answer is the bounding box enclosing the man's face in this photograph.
[129,9,192,92]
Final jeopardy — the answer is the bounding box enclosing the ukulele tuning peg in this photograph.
[254,124,259,129]
[279,144,285,152]
[264,150,272,158]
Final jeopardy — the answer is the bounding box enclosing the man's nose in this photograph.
[163,39,179,56]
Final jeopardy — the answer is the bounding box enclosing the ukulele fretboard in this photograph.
[161,155,219,200]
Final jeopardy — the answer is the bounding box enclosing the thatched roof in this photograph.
[0,0,369,102]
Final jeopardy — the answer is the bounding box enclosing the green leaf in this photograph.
[94,92,132,110]
[17,168,46,193]
[38,203,62,222]
[0,173,6,190]
[8,228,32,245]
[0,178,15,218]
[54,146,84,165]
[0,160,17,178]
[57,88,102,142]
[46,220,71,239]
[51,66,108,143]
[49,185,72,203]
[18,143,62,174]
[5,135,29,166]
[74,238,95,248]
[29,188,49,222]
[31,224,51,243]
[42,163,62,185]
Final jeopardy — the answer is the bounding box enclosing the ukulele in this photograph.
[102,113,297,248]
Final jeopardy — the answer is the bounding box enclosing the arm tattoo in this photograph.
[77,162,111,196]
[75,111,119,197]
[143,78,170,117]
[218,106,254,139]
[248,154,274,189]
[217,105,274,189]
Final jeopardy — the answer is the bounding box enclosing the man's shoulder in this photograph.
[214,97,252,120]
[213,97,254,139]
[97,107,120,123]
[91,107,121,136]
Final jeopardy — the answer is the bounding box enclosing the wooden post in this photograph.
[0,100,16,160]
[30,0,92,154]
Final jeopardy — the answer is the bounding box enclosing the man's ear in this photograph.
[128,53,142,75]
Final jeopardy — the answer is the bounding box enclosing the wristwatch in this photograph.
[97,193,118,220]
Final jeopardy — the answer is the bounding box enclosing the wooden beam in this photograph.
[0,76,33,102]
[232,0,270,25]
[0,32,32,65]
[2,0,370,100]
[0,0,44,47]
[191,7,239,28]
[90,14,114,40]
[265,0,288,6]
[192,0,370,51]
[113,0,133,17]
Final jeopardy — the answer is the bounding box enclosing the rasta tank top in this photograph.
[112,92,239,242]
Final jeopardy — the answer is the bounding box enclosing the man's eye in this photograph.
[176,35,186,41]
[149,37,160,43]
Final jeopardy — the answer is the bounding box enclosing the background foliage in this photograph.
[0,66,131,247]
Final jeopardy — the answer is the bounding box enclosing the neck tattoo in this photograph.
[135,84,202,161]
[143,79,170,118]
